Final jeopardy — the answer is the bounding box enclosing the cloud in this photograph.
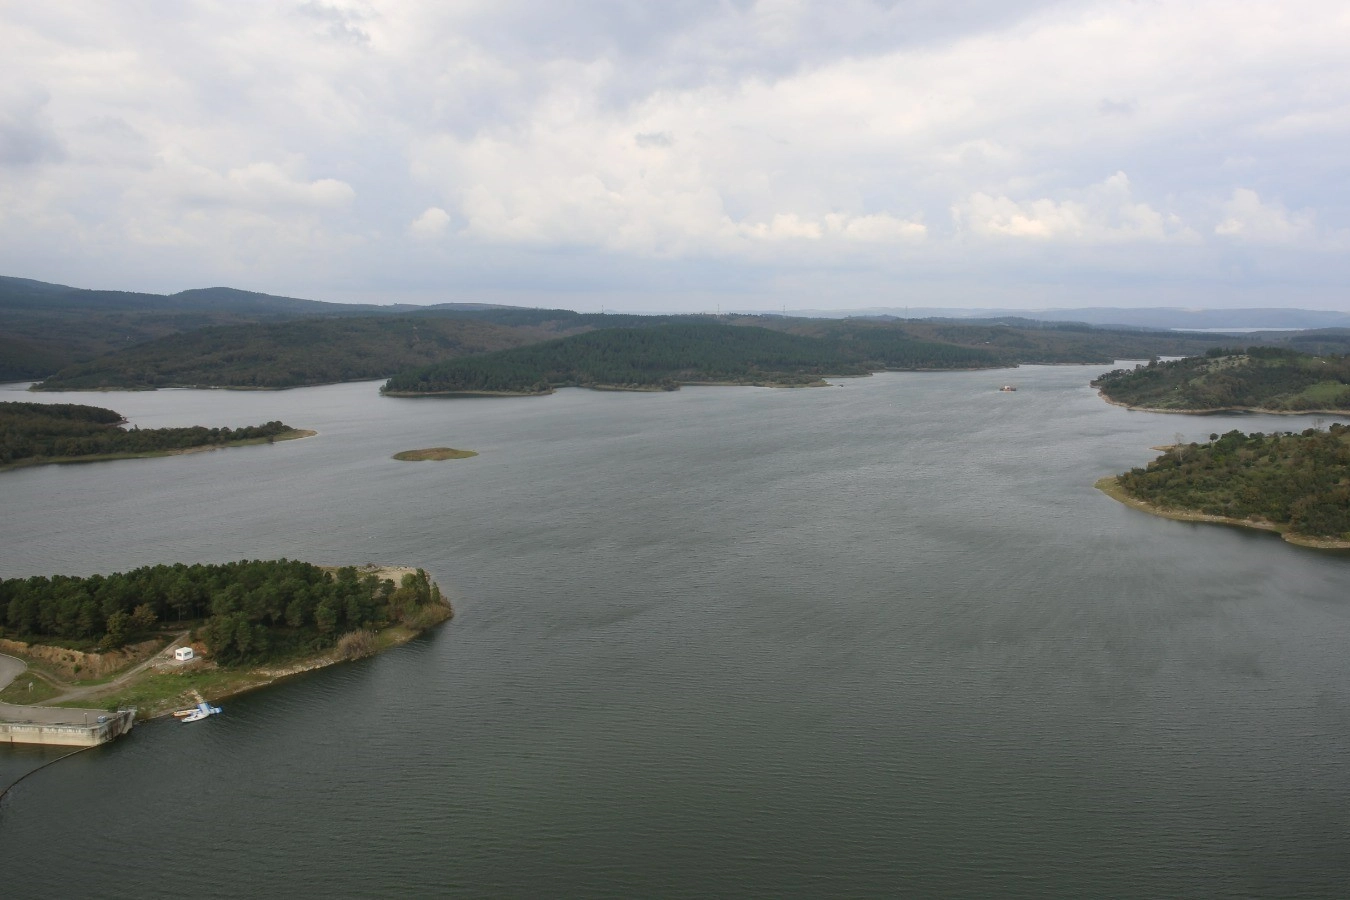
[1214,188,1315,244]
[824,213,927,243]
[0,1,1348,308]
[408,206,451,239]
[634,131,673,148]
[953,173,1197,244]
[1097,98,1136,117]
[296,1,372,45]
[0,86,64,166]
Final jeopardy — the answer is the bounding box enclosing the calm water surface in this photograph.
[1,369,1348,898]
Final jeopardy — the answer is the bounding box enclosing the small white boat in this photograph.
[999,385,1018,392]
[181,701,222,723]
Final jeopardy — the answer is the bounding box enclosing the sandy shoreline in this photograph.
[1094,475,1350,549]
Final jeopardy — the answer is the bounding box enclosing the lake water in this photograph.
[1,369,1348,898]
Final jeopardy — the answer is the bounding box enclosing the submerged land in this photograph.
[393,447,478,461]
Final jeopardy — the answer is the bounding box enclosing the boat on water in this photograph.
[180,701,222,723]
[999,385,1018,392]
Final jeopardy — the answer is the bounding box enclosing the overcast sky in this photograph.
[2,1,1348,311]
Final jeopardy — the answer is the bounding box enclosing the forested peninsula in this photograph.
[1098,424,1350,547]
[382,316,1238,396]
[0,560,452,714]
[380,319,1072,394]
[1093,348,1350,413]
[0,401,311,470]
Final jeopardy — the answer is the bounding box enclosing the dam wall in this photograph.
[0,707,135,747]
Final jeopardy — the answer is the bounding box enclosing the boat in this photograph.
[999,385,1017,392]
[180,700,222,723]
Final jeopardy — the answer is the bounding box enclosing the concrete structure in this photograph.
[0,651,137,747]
[0,705,135,747]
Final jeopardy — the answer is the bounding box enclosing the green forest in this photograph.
[31,315,588,390]
[382,319,1005,394]
[1092,348,1350,412]
[0,560,445,664]
[6,269,1242,391]
[0,401,300,468]
[1111,424,1350,540]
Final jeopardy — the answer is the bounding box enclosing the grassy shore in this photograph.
[393,447,478,461]
[0,428,317,473]
[54,611,450,717]
[1095,475,1350,549]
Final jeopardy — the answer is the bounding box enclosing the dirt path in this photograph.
[40,631,191,705]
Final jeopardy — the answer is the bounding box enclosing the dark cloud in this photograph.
[296,1,371,44]
[0,88,64,166]
[446,0,1065,106]
[634,131,674,148]
[1097,98,1136,116]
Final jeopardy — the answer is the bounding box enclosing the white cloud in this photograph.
[738,213,823,241]
[824,213,927,243]
[408,206,451,239]
[1215,188,1315,244]
[953,173,1197,244]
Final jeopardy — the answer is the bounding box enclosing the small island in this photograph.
[393,447,478,461]
[1092,347,1350,414]
[1098,424,1350,548]
[0,401,314,471]
[0,560,453,723]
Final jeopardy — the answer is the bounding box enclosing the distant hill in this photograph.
[787,305,1350,331]
[1,274,1300,391]
[786,317,1234,364]
[1092,347,1350,412]
[0,275,541,380]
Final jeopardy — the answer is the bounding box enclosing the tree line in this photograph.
[0,559,443,664]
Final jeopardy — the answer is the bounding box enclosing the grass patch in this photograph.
[0,675,61,705]
[393,447,478,461]
[1298,381,1349,405]
[66,668,272,716]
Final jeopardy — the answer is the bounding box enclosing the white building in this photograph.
[173,647,194,662]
